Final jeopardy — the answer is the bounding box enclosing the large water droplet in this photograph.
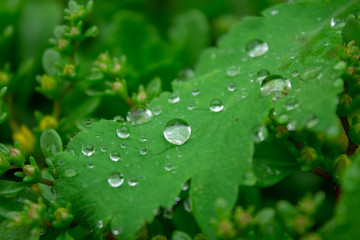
[168,93,180,103]
[252,125,268,143]
[108,172,124,187]
[82,144,95,156]
[210,99,224,112]
[227,82,236,91]
[163,119,191,145]
[110,152,121,162]
[260,75,292,100]
[117,126,130,139]
[65,168,78,178]
[257,69,270,84]
[226,66,240,77]
[284,98,300,111]
[246,39,269,58]
[126,107,153,125]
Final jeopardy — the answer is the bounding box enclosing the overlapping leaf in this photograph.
[54,0,359,238]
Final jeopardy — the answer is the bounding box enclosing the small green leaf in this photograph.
[83,26,99,38]
[40,129,63,158]
[42,48,61,77]
[0,180,31,197]
[0,86,7,97]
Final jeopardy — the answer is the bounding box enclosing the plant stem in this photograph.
[340,117,359,156]
[39,178,54,187]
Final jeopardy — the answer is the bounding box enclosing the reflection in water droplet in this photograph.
[120,142,127,149]
[139,146,148,155]
[112,226,122,236]
[246,39,269,58]
[192,88,200,96]
[65,168,78,178]
[164,162,175,172]
[284,98,300,111]
[182,182,189,191]
[126,107,153,125]
[139,135,147,142]
[117,126,130,139]
[252,125,268,143]
[226,66,240,77]
[287,120,297,131]
[330,18,346,29]
[108,172,124,187]
[110,152,120,162]
[227,81,236,91]
[164,119,191,145]
[96,220,103,229]
[210,99,224,112]
[152,105,162,116]
[128,177,138,186]
[260,75,292,100]
[82,144,95,156]
[257,69,270,84]
[168,93,180,103]
[184,197,192,212]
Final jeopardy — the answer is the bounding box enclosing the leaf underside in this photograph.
[54,0,359,238]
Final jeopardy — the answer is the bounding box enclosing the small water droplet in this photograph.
[120,142,127,149]
[305,115,318,129]
[113,116,124,123]
[260,75,292,100]
[82,144,95,156]
[252,125,268,143]
[292,71,299,77]
[301,66,322,80]
[164,162,175,172]
[96,220,103,229]
[284,98,300,111]
[210,99,224,112]
[246,39,269,58]
[86,119,94,127]
[270,9,278,15]
[192,88,200,96]
[163,208,174,219]
[330,18,345,29]
[182,182,189,191]
[110,152,121,162]
[168,92,180,103]
[117,126,130,139]
[139,135,147,142]
[126,107,153,125]
[163,119,191,145]
[287,120,297,131]
[152,105,162,116]
[139,146,148,155]
[128,177,138,186]
[187,103,194,110]
[184,197,193,212]
[64,168,78,178]
[226,65,240,77]
[257,69,270,84]
[112,226,122,236]
[101,146,107,152]
[227,81,236,91]
[87,161,94,168]
[108,172,124,187]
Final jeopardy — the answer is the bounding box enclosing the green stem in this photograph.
[39,178,54,187]
[340,117,359,156]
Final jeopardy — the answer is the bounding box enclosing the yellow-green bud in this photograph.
[70,26,80,37]
[333,154,352,179]
[57,38,70,51]
[112,80,128,98]
[53,207,74,228]
[40,115,58,131]
[62,64,76,78]
[151,235,167,240]
[136,86,147,104]
[217,219,236,239]
[41,75,57,92]
[300,232,323,240]
[349,116,360,144]
[234,206,252,229]
[9,147,25,167]
[300,147,318,166]
[0,71,10,85]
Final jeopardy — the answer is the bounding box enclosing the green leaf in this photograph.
[42,48,61,77]
[56,231,75,240]
[0,180,31,197]
[40,129,63,158]
[54,0,358,238]
[0,219,39,240]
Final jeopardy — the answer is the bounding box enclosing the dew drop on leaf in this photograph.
[252,125,268,143]
[226,65,240,77]
[292,71,299,77]
[101,146,107,152]
[187,103,194,110]
[128,177,138,187]
[246,39,269,58]
[284,98,300,111]
[184,197,193,212]
[139,135,147,142]
[112,226,122,236]
[152,105,162,116]
[139,146,149,155]
[81,144,95,156]
[113,116,124,123]
[210,99,224,112]
[117,126,130,139]
[168,92,180,103]
[107,172,124,188]
[110,152,120,162]
[260,75,292,100]
[305,115,319,129]
[87,161,94,169]
[64,168,78,178]
[192,88,200,96]
[86,119,94,127]
[300,66,321,80]
[120,142,127,149]
[126,107,153,125]
[96,220,103,229]
[163,119,191,146]
[257,69,270,84]
[330,18,346,29]
[227,81,236,91]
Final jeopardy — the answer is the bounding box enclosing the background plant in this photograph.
[0,0,359,239]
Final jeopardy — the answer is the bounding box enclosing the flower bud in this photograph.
[62,64,77,79]
[12,125,35,154]
[112,80,128,98]
[41,75,57,92]
[217,219,236,239]
[9,147,25,167]
[0,153,10,176]
[0,71,10,86]
[57,38,70,51]
[333,154,352,180]
[299,146,318,167]
[23,164,41,183]
[40,115,59,131]
[52,207,74,228]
